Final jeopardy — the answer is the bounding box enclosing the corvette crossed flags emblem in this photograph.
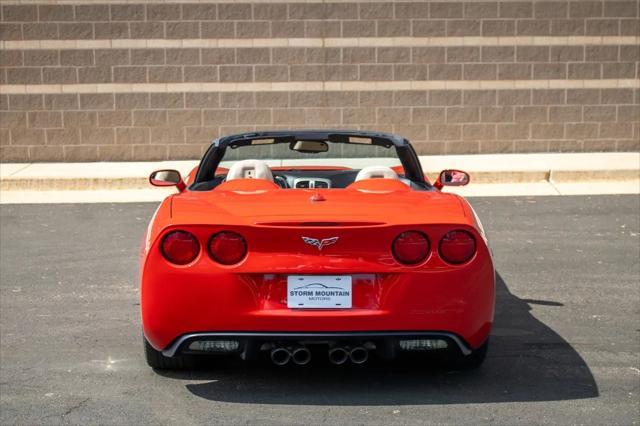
[301,237,339,251]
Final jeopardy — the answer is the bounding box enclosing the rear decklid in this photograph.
[169,188,472,227]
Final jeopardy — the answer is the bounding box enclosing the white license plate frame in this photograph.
[287,275,352,309]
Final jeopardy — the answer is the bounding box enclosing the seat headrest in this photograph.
[355,166,400,182]
[226,159,274,182]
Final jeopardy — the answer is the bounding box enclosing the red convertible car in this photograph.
[141,130,495,369]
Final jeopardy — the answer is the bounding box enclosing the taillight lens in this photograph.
[208,231,247,265]
[439,230,476,264]
[161,230,200,265]
[392,231,430,265]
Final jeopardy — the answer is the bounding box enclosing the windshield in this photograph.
[219,141,401,169]
[192,131,428,190]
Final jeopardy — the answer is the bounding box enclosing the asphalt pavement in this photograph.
[1,195,639,425]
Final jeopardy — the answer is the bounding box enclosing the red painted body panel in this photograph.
[140,181,495,352]
[169,183,471,227]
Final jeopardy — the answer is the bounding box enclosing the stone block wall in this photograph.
[0,0,638,161]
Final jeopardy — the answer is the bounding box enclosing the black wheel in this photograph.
[447,338,489,370]
[144,337,192,370]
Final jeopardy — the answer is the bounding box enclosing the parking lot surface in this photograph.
[1,195,638,425]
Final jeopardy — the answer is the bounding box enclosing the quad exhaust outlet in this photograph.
[349,346,369,364]
[270,344,369,365]
[270,346,312,366]
[291,346,312,365]
[328,347,350,365]
[328,346,369,365]
[270,347,291,366]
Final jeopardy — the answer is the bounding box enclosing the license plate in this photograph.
[287,275,352,309]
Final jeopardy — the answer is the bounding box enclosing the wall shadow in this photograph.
[158,273,598,405]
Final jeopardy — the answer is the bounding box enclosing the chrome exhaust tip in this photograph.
[328,347,349,365]
[270,347,291,366]
[349,346,369,364]
[291,346,312,365]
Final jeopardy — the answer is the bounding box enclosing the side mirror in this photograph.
[434,169,470,190]
[149,169,186,192]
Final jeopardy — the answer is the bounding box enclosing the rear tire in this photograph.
[447,338,489,370]
[144,337,191,370]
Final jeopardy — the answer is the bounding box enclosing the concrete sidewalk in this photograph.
[0,152,638,203]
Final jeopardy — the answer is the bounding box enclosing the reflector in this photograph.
[188,340,239,352]
[399,339,448,351]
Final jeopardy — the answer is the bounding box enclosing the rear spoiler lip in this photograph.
[254,221,387,227]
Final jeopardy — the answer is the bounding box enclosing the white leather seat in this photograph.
[226,159,274,182]
[355,166,399,181]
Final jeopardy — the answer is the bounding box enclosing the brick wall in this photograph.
[0,1,638,162]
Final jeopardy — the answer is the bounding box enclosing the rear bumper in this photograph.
[142,269,495,352]
[141,227,496,352]
[142,268,495,351]
[161,331,474,358]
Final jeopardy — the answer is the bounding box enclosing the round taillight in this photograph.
[439,230,476,264]
[208,231,247,265]
[392,231,430,265]
[161,230,200,265]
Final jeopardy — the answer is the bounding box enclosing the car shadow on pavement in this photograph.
[158,273,598,405]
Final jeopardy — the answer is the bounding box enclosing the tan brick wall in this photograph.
[0,0,638,162]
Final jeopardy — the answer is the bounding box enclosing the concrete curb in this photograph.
[1,152,638,191]
[1,177,149,191]
[1,169,638,191]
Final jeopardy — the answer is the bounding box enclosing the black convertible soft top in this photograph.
[194,130,427,187]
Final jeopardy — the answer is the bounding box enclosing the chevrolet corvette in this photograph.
[141,130,495,369]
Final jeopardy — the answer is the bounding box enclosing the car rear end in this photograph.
[141,216,495,366]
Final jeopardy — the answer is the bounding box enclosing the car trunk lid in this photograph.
[170,188,470,227]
